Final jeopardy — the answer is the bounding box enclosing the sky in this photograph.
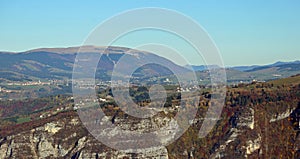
[0,0,300,66]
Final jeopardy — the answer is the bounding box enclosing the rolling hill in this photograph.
[1,46,300,85]
[0,46,190,82]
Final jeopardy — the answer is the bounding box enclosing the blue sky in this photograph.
[0,0,299,66]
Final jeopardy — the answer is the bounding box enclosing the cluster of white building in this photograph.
[6,80,51,86]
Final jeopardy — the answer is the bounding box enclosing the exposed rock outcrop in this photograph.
[0,113,169,159]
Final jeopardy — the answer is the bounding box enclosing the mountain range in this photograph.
[0,46,189,83]
[0,46,300,84]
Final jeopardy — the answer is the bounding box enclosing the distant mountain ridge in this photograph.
[0,46,190,82]
[185,60,300,84]
[232,60,300,72]
[186,60,300,72]
[1,46,300,84]
[3,46,131,54]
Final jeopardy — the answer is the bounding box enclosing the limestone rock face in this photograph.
[0,115,169,159]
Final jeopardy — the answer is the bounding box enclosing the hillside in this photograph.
[193,60,300,84]
[268,74,300,86]
[0,75,299,158]
[1,46,300,101]
[1,47,300,85]
[0,46,189,82]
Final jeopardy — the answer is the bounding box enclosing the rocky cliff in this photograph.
[0,111,169,159]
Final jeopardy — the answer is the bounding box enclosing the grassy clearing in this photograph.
[16,116,31,124]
